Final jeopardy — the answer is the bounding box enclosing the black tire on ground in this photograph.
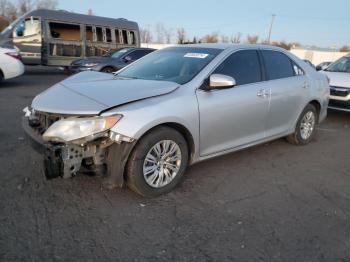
[126,126,189,197]
[287,104,319,145]
[101,67,115,73]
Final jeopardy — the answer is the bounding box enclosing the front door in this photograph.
[12,17,42,65]
[196,50,270,156]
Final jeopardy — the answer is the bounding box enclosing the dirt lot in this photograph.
[0,67,350,262]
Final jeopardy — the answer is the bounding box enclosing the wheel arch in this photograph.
[138,122,196,164]
[309,99,321,116]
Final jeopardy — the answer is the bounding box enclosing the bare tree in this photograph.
[0,16,8,31]
[340,45,350,52]
[36,0,58,9]
[164,27,173,44]
[140,27,153,44]
[18,0,34,15]
[246,34,259,44]
[221,34,229,43]
[0,0,17,24]
[0,0,7,16]
[231,32,242,43]
[202,32,219,43]
[155,23,166,43]
[177,27,186,44]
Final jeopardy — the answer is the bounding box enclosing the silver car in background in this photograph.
[23,44,329,197]
[321,54,350,112]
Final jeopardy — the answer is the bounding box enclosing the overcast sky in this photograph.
[57,0,350,47]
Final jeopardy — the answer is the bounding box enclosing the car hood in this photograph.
[32,71,180,115]
[321,71,350,88]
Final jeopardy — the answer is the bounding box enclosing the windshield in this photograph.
[103,48,130,58]
[117,47,222,84]
[325,56,350,73]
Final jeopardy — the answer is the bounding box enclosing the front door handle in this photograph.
[257,89,269,98]
[302,81,309,89]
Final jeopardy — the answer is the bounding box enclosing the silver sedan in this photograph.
[23,44,330,197]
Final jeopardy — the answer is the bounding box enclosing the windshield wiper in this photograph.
[113,74,139,80]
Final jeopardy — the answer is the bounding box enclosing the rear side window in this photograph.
[213,50,262,86]
[127,50,150,60]
[262,50,294,80]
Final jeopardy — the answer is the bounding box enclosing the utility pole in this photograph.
[268,14,276,44]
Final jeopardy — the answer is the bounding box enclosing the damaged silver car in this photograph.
[23,44,329,197]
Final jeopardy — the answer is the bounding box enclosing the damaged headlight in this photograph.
[43,115,122,143]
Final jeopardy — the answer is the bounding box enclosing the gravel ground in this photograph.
[0,67,349,262]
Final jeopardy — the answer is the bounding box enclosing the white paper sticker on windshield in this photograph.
[184,53,209,59]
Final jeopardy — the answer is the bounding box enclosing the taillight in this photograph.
[5,52,22,61]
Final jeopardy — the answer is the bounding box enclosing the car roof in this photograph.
[174,43,287,52]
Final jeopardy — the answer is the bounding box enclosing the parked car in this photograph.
[23,44,329,197]
[69,47,156,73]
[322,55,350,112]
[316,61,331,71]
[0,47,24,81]
[303,59,316,69]
[0,9,140,66]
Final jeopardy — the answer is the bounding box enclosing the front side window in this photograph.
[325,56,350,73]
[213,50,262,85]
[262,50,294,80]
[117,47,222,85]
[13,17,40,37]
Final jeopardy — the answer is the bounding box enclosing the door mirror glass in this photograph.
[209,74,236,89]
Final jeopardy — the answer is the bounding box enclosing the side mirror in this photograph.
[207,74,236,90]
[316,66,322,71]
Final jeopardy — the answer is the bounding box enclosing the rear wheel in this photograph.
[101,66,115,73]
[126,127,189,197]
[287,104,318,145]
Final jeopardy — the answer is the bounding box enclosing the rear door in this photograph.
[260,50,309,137]
[196,49,270,156]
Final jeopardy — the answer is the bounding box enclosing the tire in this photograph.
[101,66,115,73]
[287,104,318,145]
[126,126,189,197]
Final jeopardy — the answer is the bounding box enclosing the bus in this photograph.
[0,9,140,66]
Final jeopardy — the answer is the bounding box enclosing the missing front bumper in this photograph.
[22,116,136,188]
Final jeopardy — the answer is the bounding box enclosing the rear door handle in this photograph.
[257,89,269,98]
[302,81,309,89]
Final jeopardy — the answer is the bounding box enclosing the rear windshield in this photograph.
[116,47,222,85]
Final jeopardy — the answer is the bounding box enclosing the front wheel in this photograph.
[126,127,189,197]
[287,104,318,145]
